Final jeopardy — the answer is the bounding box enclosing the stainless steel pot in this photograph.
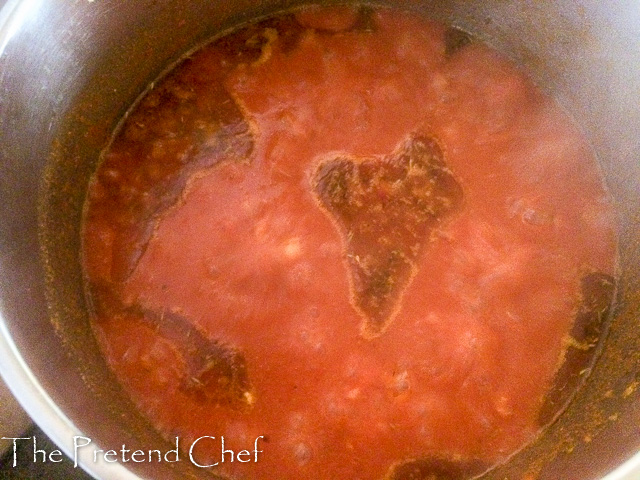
[1,1,639,479]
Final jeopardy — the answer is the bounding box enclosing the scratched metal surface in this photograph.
[0,1,86,478]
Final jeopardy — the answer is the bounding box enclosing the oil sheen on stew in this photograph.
[82,5,617,480]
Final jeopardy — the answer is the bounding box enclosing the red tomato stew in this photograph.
[82,5,617,480]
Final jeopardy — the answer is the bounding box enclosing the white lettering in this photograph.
[220,436,234,463]
[189,436,219,468]
[254,436,264,462]
[49,450,63,463]
[73,436,92,468]
[148,449,162,462]
[93,449,103,463]
[32,436,46,462]
[164,437,179,462]
[237,449,251,462]
[120,445,130,462]
[1,437,29,467]
[131,450,145,462]
[103,449,118,462]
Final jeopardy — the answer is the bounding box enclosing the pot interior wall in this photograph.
[0,0,638,479]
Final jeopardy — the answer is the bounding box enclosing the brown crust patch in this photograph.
[385,456,489,480]
[117,304,254,410]
[444,26,473,58]
[538,272,616,426]
[312,133,463,338]
[85,54,254,283]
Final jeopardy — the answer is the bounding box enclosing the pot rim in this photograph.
[0,321,138,479]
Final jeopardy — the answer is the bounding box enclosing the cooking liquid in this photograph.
[82,6,617,480]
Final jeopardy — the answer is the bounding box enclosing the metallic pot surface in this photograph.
[0,1,639,479]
